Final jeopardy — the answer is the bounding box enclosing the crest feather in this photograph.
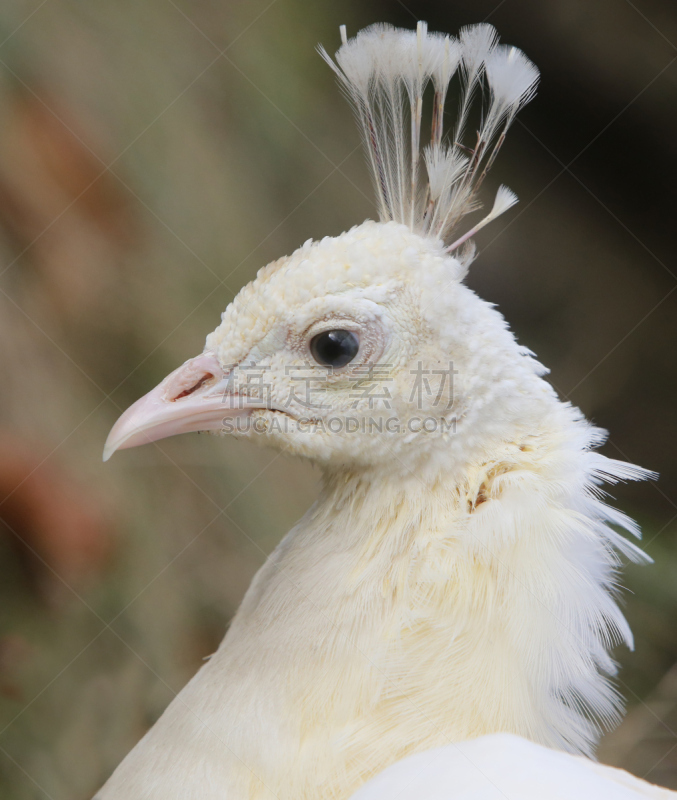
[319,21,539,250]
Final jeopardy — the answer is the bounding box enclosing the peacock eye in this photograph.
[309,329,359,369]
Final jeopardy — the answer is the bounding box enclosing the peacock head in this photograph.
[104,22,546,475]
[103,219,550,473]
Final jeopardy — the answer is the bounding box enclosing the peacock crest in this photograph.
[320,22,539,252]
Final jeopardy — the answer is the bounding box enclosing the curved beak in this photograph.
[103,352,265,461]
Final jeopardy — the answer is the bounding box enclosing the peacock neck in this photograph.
[96,419,639,800]
[281,423,632,759]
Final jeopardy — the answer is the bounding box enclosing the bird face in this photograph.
[105,220,538,472]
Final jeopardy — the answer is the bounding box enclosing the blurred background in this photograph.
[0,0,675,797]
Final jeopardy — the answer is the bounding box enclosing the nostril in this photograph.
[161,353,223,404]
[172,373,214,401]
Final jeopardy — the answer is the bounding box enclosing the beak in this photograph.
[103,352,265,461]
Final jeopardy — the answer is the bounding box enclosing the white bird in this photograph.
[98,20,658,800]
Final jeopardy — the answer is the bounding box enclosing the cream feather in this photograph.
[97,223,655,800]
[97,20,656,800]
[319,22,539,244]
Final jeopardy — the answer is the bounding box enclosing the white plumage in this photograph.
[98,20,661,800]
[349,734,675,799]
[318,22,537,243]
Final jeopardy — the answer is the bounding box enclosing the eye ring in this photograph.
[309,329,360,369]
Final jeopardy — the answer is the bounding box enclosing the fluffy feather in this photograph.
[98,20,654,800]
[98,223,654,800]
[319,22,539,244]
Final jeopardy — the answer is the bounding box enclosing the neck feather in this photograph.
[298,410,649,757]
[97,408,651,800]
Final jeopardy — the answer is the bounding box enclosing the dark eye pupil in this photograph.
[310,329,359,368]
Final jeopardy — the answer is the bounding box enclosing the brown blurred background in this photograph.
[0,1,674,797]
